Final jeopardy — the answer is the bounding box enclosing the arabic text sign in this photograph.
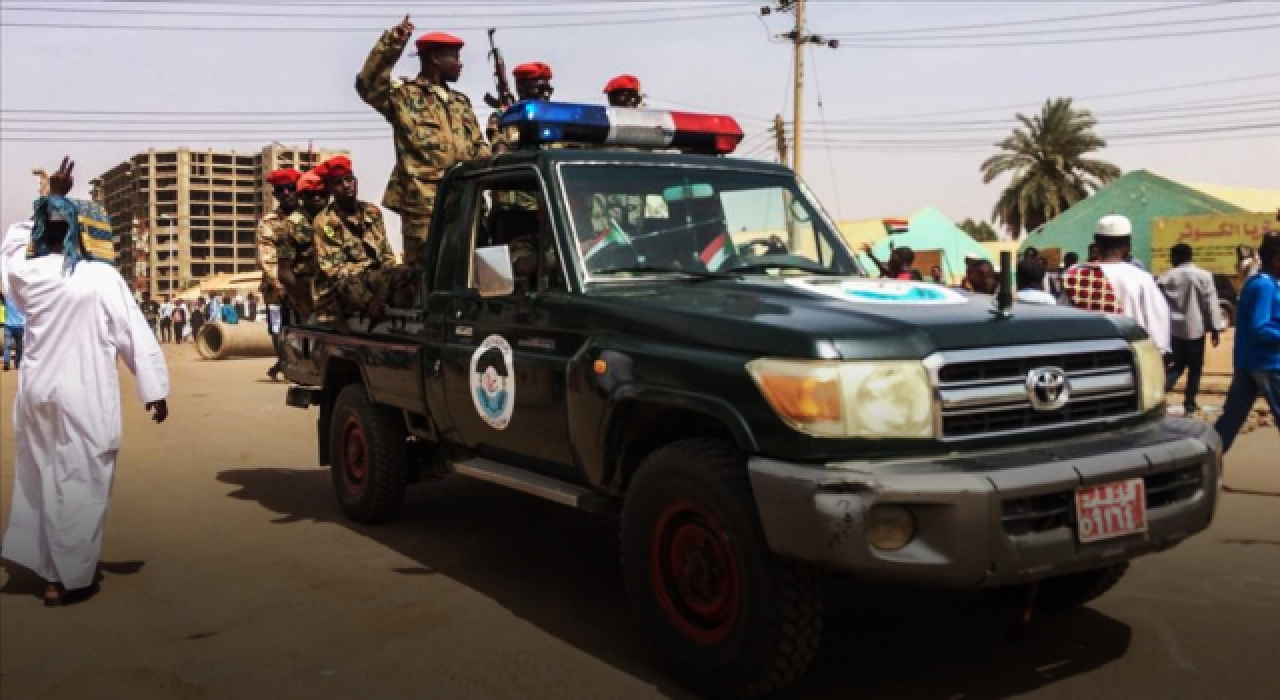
[1075,478,1148,544]
[1151,214,1275,276]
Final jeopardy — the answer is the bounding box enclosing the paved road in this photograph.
[2,346,1277,700]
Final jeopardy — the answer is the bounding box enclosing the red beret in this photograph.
[415,32,464,50]
[603,74,641,94]
[315,155,352,180]
[266,168,300,187]
[513,62,552,81]
[297,172,325,193]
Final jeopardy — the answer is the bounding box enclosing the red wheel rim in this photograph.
[649,499,741,645]
[340,416,368,495]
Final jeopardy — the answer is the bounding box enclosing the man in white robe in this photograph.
[1,158,170,606]
[1063,214,1172,354]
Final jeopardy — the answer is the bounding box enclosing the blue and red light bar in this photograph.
[498,101,745,155]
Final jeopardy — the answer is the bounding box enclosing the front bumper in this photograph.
[748,417,1221,587]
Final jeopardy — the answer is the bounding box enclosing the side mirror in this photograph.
[474,244,515,298]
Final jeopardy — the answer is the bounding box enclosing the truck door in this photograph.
[439,170,582,478]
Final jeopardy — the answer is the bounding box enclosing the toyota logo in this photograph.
[1026,367,1070,411]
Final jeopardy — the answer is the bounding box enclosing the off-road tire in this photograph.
[1007,562,1130,610]
[329,383,408,524]
[621,438,825,699]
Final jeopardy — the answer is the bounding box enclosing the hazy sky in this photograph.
[3,0,1278,250]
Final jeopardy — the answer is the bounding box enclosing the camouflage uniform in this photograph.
[255,209,289,305]
[312,200,417,325]
[276,206,321,319]
[355,29,490,266]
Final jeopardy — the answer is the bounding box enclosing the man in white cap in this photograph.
[1063,214,1171,353]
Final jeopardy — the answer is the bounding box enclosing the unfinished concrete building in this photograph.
[91,144,348,299]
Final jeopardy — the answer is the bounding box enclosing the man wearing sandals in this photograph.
[1,158,170,606]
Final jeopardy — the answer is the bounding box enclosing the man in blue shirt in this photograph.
[3,289,24,370]
[1215,232,1280,452]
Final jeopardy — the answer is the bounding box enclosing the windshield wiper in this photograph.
[725,260,836,275]
[593,265,740,281]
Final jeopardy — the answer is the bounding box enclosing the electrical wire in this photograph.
[807,45,842,221]
[833,23,1280,49]
[825,1,1233,37]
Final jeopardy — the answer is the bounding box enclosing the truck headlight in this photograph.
[747,359,935,439]
[1131,339,1166,412]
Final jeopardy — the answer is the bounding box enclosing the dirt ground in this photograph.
[1,344,1277,700]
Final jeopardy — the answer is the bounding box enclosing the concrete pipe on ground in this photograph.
[196,321,276,360]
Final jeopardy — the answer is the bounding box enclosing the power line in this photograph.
[825,1,1230,36]
[834,23,1280,49]
[0,8,748,31]
[0,2,748,20]
[829,5,1270,41]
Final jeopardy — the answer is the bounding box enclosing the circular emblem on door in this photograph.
[1026,367,1069,411]
[471,335,515,430]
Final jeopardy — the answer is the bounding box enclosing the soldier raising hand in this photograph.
[355,21,488,268]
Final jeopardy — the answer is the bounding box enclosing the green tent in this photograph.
[1017,170,1268,266]
[854,207,993,284]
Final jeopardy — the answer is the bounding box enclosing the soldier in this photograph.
[256,167,300,380]
[277,171,328,322]
[311,156,415,333]
[356,16,489,267]
[603,74,645,108]
[486,62,555,152]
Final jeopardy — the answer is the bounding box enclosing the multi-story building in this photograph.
[91,144,348,299]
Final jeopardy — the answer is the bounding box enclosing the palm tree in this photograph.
[981,98,1121,239]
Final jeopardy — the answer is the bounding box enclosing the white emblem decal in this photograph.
[788,278,968,305]
[471,335,515,430]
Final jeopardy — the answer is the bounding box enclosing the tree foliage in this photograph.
[958,218,998,242]
[981,98,1121,239]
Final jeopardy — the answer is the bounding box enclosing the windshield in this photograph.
[558,165,861,280]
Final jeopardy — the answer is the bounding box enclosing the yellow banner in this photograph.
[1151,213,1276,276]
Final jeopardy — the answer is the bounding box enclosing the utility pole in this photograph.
[761,0,838,178]
[772,114,788,165]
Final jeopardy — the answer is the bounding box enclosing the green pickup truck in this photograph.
[282,103,1220,698]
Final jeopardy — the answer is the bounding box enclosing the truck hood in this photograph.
[584,276,1137,360]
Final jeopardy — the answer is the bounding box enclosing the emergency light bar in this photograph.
[498,101,745,155]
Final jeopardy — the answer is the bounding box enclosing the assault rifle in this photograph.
[482,28,515,110]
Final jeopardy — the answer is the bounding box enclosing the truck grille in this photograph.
[931,340,1141,441]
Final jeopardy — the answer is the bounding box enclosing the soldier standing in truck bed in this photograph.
[276,170,328,323]
[256,167,300,380]
[487,61,555,153]
[310,156,415,333]
[355,15,489,267]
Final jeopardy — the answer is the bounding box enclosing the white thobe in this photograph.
[1,222,169,589]
[1098,261,1173,354]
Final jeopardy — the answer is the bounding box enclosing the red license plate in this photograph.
[1075,478,1148,543]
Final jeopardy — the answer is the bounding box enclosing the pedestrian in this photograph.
[1016,258,1057,304]
[965,258,999,295]
[220,295,239,324]
[1237,244,1260,285]
[190,298,206,341]
[1,157,169,606]
[861,243,919,281]
[158,296,173,343]
[1159,243,1222,415]
[206,293,221,326]
[247,293,259,323]
[234,294,246,321]
[139,291,159,339]
[171,300,188,344]
[1214,232,1280,452]
[356,15,489,267]
[3,289,23,370]
[1063,215,1172,353]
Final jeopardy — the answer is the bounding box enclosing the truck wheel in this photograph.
[329,383,408,524]
[620,439,824,699]
[1006,562,1130,610]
